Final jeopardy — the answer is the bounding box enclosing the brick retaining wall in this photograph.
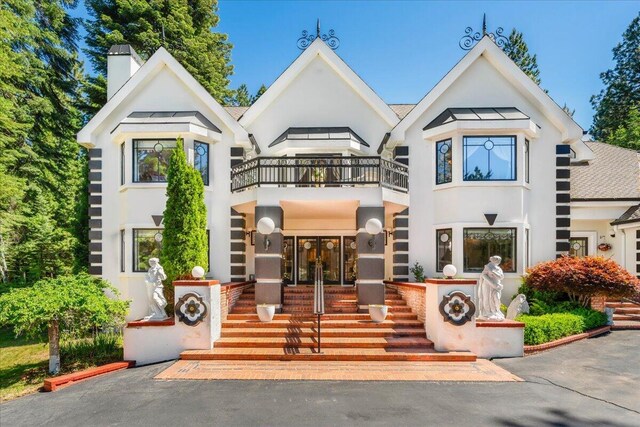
[385,282,426,324]
[221,282,255,320]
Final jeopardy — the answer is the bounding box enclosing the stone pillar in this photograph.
[254,206,284,311]
[88,148,103,276]
[555,144,571,258]
[356,206,385,312]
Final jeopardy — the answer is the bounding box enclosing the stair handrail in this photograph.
[313,257,324,353]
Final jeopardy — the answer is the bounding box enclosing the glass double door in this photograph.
[290,236,357,285]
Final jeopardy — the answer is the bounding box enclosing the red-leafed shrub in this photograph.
[526,256,640,307]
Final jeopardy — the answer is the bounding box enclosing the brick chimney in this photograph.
[107,45,143,100]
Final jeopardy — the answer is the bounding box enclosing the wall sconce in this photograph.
[257,217,276,251]
[365,218,383,249]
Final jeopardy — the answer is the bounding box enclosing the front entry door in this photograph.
[297,236,341,284]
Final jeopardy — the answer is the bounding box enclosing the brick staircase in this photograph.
[606,299,640,330]
[180,285,476,362]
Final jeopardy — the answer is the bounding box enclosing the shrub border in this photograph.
[523,326,610,355]
[43,361,135,392]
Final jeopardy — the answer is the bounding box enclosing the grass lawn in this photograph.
[0,328,124,401]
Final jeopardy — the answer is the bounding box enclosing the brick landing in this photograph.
[156,360,521,382]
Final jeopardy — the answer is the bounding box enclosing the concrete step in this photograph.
[214,336,434,349]
[221,327,427,338]
[613,314,640,321]
[612,321,640,330]
[609,307,640,314]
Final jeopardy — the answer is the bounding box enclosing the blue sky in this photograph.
[71,1,640,130]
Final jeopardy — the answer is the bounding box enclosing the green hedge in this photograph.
[517,309,608,345]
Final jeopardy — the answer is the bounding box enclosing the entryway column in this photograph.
[254,206,284,311]
[355,206,385,312]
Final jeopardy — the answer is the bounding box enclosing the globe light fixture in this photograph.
[257,217,276,251]
[443,264,457,279]
[365,218,383,248]
[191,266,205,279]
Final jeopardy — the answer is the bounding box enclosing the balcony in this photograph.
[231,156,408,193]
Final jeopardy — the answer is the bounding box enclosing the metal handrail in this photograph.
[230,156,409,193]
[313,258,324,353]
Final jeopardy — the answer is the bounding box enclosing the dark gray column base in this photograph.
[357,282,385,312]
[255,282,283,311]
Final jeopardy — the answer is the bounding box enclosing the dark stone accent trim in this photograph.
[230,254,246,264]
[556,194,571,203]
[230,242,246,252]
[231,208,240,215]
[230,147,244,156]
[396,158,409,165]
[356,232,384,255]
[230,159,242,167]
[88,160,102,170]
[230,230,245,240]
[556,157,570,167]
[394,146,409,156]
[556,218,570,228]
[556,230,571,240]
[637,253,640,262]
[393,230,409,240]
[556,181,570,191]
[89,242,102,252]
[636,241,640,251]
[637,230,640,238]
[255,206,284,229]
[255,257,281,279]
[357,283,385,307]
[89,230,102,240]
[394,242,409,251]
[556,145,571,154]
[556,169,570,179]
[89,184,102,193]
[89,195,102,204]
[556,206,570,215]
[230,266,246,276]
[230,277,247,283]
[89,172,102,181]
[398,208,409,215]
[231,218,246,228]
[255,283,282,306]
[88,207,102,216]
[356,207,384,229]
[556,242,571,252]
[393,277,409,283]
[255,233,283,255]
[89,254,102,263]
[393,217,408,228]
[89,219,102,228]
[88,266,102,275]
[393,266,409,276]
[88,149,103,159]
[393,254,409,264]
[356,258,384,280]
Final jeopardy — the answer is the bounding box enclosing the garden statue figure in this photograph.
[506,293,529,320]
[477,255,505,320]
[144,258,169,320]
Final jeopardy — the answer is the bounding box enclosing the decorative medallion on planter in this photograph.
[175,292,208,326]
[439,291,476,326]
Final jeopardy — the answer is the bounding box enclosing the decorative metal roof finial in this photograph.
[297,19,340,51]
[459,14,508,50]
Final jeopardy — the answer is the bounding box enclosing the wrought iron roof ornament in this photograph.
[297,19,340,50]
[459,14,509,50]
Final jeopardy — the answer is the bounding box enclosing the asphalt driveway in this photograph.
[1,331,638,426]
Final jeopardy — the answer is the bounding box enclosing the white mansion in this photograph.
[78,36,640,322]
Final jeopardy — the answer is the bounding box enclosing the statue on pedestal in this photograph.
[144,258,169,320]
[477,255,505,321]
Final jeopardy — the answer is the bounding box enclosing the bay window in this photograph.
[194,141,209,185]
[463,136,516,181]
[436,139,452,184]
[133,139,177,182]
[463,228,516,272]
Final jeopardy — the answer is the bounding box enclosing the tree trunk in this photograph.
[48,319,60,374]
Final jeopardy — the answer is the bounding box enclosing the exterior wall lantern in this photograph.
[443,264,457,279]
[257,217,276,251]
[365,218,383,248]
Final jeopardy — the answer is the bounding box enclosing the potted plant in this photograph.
[369,304,388,323]
[256,304,276,322]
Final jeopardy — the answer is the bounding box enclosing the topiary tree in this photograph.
[162,138,208,305]
[525,256,640,307]
[0,274,129,374]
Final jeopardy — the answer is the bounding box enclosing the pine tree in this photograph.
[502,29,542,85]
[84,0,233,112]
[607,105,640,150]
[591,13,640,141]
[162,139,208,304]
[232,84,252,107]
[252,84,268,104]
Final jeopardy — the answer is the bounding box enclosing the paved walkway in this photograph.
[1,331,639,426]
[156,359,521,381]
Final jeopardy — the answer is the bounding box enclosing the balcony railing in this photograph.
[231,156,409,193]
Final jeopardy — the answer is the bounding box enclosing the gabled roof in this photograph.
[611,204,640,226]
[571,142,640,201]
[238,38,400,129]
[269,127,369,148]
[389,36,583,146]
[78,47,249,147]
[225,104,415,121]
[423,107,530,130]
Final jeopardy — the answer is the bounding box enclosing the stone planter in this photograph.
[256,304,276,322]
[368,304,388,323]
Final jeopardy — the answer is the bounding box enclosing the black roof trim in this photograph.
[107,44,144,66]
[111,111,221,134]
[610,204,640,226]
[377,132,391,154]
[269,127,369,148]
[249,134,261,155]
[423,107,530,131]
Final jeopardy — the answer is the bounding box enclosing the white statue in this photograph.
[144,257,169,320]
[477,255,505,321]
[506,294,530,320]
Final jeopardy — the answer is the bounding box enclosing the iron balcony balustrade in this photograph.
[230,156,409,193]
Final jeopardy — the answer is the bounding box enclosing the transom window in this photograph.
[463,136,516,181]
[194,141,209,185]
[133,139,177,182]
[463,228,516,272]
[436,229,452,272]
[436,139,452,185]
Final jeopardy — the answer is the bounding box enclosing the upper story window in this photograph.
[133,139,177,183]
[436,139,452,185]
[463,136,516,181]
[194,141,209,185]
[120,142,125,185]
[524,139,530,183]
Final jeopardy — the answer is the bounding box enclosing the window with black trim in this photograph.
[463,136,516,181]
[194,141,209,185]
[133,139,177,182]
[120,229,125,273]
[133,229,163,272]
[436,139,452,185]
[463,228,516,272]
[436,229,452,272]
[524,139,530,183]
[120,142,125,185]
